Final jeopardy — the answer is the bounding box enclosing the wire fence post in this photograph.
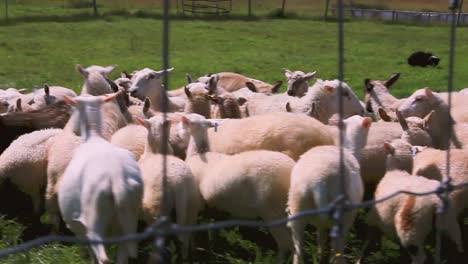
[281,0,286,16]
[92,0,98,17]
[248,0,252,16]
[153,0,171,261]
[324,0,331,21]
[330,0,347,262]
[4,0,8,22]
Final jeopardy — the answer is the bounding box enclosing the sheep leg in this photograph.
[288,218,306,264]
[175,192,190,260]
[355,225,382,264]
[317,228,331,264]
[268,224,292,264]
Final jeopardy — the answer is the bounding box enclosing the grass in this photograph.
[0,2,467,264]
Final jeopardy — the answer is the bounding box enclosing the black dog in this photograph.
[407,51,440,67]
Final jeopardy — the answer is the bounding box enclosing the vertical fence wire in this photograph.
[434,1,459,263]
[330,0,346,260]
[155,0,171,261]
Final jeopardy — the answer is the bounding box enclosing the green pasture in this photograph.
[0,1,467,263]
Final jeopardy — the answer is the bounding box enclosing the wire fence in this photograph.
[0,0,467,263]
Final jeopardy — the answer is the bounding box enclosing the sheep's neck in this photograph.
[186,131,210,157]
[386,156,413,174]
[428,105,453,149]
[370,90,399,111]
[144,135,163,155]
[80,108,103,141]
[150,89,178,112]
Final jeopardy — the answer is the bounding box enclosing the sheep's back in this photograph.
[208,113,334,160]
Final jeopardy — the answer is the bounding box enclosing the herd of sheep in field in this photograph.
[1,64,468,264]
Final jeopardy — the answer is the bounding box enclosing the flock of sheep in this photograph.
[0,64,467,264]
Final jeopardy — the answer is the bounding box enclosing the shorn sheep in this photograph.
[136,116,200,259]
[287,115,372,264]
[59,93,143,264]
[363,73,401,121]
[397,87,463,149]
[366,139,462,264]
[206,112,335,160]
[0,101,72,155]
[183,113,295,263]
[168,72,282,97]
[283,68,317,97]
[128,67,185,112]
[250,79,364,124]
[46,65,130,232]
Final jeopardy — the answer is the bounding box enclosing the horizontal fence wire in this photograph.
[0,181,467,259]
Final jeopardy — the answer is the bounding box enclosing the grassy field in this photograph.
[1,2,468,264]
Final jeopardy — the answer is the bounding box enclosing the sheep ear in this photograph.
[284,68,292,78]
[423,110,435,129]
[245,82,257,92]
[105,77,119,92]
[184,86,192,98]
[303,71,317,80]
[306,102,316,117]
[271,80,282,93]
[15,98,22,112]
[63,95,77,106]
[101,90,122,103]
[396,110,409,131]
[384,73,400,88]
[135,117,151,129]
[364,78,373,92]
[237,97,247,106]
[17,88,28,94]
[378,108,392,122]
[181,116,190,128]
[285,102,292,112]
[362,117,372,128]
[383,142,395,155]
[186,73,193,84]
[76,64,89,78]
[122,71,133,79]
[208,76,218,94]
[103,65,117,75]
[424,87,433,98]
[143,97,151,113]
[44,84,50,97]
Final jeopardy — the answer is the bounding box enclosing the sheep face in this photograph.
[363,73,400,113]
[284,69,316,97]
[128,68,173,101]
[0,98,9,114]
[320,79,366,117]
[398,88,441,119]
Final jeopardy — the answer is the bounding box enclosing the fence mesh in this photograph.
[0,0,467,263]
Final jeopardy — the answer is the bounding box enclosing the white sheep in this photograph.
[46,66,129,232]
[363,73,402,121]
[59,93,143,264]
[397,88,462,149]
[206,112,334,160]
[136,116,200,259]
[367,139,463,264]
[250,79,364,124]
[183,113,295,262]
[84,64,117,77]
[168,72,282,97]
[128,67,185,112]
[283,68,317,97]
[287,115,371,264]
[0,128,62,213]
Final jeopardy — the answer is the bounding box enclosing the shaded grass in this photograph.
[0,7,467,264]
